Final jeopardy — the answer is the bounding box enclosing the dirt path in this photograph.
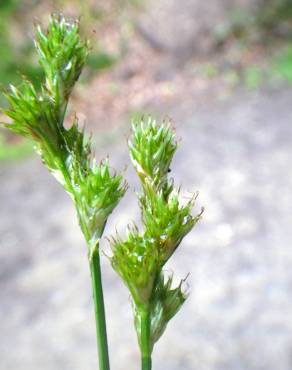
[1,87,292,370]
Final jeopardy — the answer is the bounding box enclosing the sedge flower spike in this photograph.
[110,117,203,370]
[1,14,127,370]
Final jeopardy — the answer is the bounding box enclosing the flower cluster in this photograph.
[111,227,159,305]
[134,273,188,350]
[1,15,126,249]
[76,158,127,247]
[35,15,89,112]
[128,117,176,196]
[110,117,203,351]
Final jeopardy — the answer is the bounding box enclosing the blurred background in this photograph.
[1,0,292,369]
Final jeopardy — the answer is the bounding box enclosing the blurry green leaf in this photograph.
[273,45,292,82]
[0,0,19,13]
[244,66,262,90]
[87,52,116,72]
[202,63,217,78]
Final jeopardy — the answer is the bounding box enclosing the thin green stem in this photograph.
[140,307,152,370]
[54,139,110,370]
[89,243,110,370]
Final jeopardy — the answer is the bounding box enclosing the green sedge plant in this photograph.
[1,15,127,370]
[110,118,203,369]
[1,14,203,370]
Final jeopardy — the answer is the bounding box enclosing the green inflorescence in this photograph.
[110,117,203,353]
[1,14,203,370]
[1,15,127,250]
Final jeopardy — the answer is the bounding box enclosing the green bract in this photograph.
[110,117,203,356]
[134,273,188,350]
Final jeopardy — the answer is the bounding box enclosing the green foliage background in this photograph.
[0,1,43,95]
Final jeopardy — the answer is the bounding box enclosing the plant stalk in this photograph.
[140,307,152,370]
[89,243,110,370]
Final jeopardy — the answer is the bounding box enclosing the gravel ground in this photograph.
[1,87,292,370]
